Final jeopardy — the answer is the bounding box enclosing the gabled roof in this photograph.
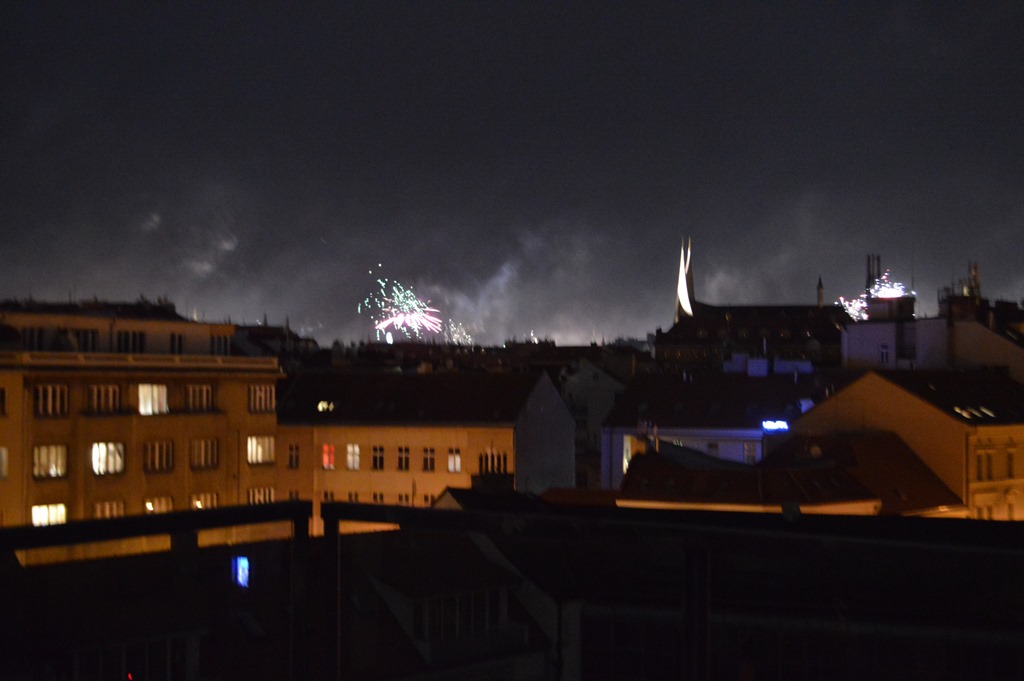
[277,370,547,425]
[874,370,1024,425]
[603,372,856,429]
[436,487,549,513]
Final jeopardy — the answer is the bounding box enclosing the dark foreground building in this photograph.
[2,499,1023,680]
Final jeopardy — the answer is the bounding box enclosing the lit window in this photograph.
[33,445,67,478]
[247,435,275,465]
[34,384,68,417]
[247,486,275,505]
[248,384,276,413]
[323,443,336,470]
[397,446,410,471]
[143,440,174,473]
[88,384,120,413]
[232,556,250,588]
[186,384,214,411]
[288,444,300,469]
[190,438,220,469]
[91,442,125,475]
[448,448,461,473]
[422,447,435,472]
[31,503,66,526]
[0,446,7,479]
[346,444,360,470]
[144,496,173,514]
[191,492,219,510]
[94,500,125,519]
[138,384,168,415]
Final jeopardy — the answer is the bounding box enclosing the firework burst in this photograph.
[359,268,445,342]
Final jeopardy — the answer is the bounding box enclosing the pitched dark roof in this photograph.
[621,452,878,509]
[604,371,858,429]
[277,370,546,425]
[766,432,964,515]
[438,487,550,513]
[875,370,1024,425]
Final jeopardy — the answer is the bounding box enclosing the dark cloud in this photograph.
[2,1,1023,344]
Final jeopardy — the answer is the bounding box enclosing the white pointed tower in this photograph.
[674,238,696,323]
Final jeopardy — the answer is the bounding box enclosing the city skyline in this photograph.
[2,2,1023,345]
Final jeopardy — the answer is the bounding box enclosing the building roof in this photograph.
[766,432,964,515]
[658,301,846,344]
[436,487,551,513]
[620,450,879,510]
[0,298,187,321]
[277,370,548,425]
[875,369,1024,425]
[603,371,857,429]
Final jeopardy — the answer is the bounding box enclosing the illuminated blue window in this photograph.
[761,420,789,432]
[232,556,250,588]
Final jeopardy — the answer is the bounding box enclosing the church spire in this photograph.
[674,237,695,322]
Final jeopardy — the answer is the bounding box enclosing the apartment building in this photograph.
[0,300,284,537]
[795,370,1024,520]
[277,370,575,532]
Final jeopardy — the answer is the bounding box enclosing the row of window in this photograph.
[29,487,275,527]
[322,445,466,473]
[329,491,436,506]
[31,383,275,417]
[30,436,269,478]
[8,441,506,480]
[19,327,231,355]
[975,449,1019,482]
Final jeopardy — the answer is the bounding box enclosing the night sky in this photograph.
[2,2,1022,345]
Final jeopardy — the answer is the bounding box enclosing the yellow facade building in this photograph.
[0,300,284,538]
[795,370,1024,520]
[277,371,576,533]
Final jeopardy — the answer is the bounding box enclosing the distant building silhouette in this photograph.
[656,240,845,372]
